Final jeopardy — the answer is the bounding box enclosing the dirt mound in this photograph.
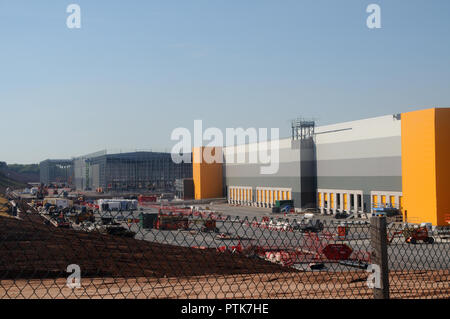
[0,214,293,280]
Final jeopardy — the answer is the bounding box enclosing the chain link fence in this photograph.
[0,200,448,299]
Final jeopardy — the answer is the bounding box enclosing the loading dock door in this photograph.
[390,196,395,207]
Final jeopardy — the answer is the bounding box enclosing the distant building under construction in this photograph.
[39,159,74,185]
[41,150,192,192]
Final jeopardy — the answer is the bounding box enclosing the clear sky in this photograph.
[1,0,449,164]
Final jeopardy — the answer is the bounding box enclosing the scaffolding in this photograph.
[75,151,192,192]
[39,159,74,186]
[291,118,315,140]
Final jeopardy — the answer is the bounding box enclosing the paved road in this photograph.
[84,204,449,272]
[124,214,449,272]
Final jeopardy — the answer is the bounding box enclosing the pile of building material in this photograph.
[0,196,11,218]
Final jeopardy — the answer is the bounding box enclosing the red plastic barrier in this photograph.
[322,244,353,261]
[138,195,157,203]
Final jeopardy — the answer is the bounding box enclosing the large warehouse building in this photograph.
[225,113,402,211]
[193,108,450,226]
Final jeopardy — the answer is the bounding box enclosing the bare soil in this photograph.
[0,270,448,299]
[0,212,447,299]
[0,213,292,280]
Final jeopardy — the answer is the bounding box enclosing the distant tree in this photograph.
[7,164,40,175]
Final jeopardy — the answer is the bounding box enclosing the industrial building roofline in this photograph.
[223,112,404,152]
[72,149,191,161]
[39,159,73,164]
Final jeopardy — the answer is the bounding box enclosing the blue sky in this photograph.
[1,0,449,164]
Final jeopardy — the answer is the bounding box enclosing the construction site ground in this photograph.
[1,270,448,299]
[0,213,291,280]
[0,199,448,299]
[127,207,450,271]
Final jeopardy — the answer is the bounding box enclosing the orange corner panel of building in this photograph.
[401,108,450,226]
[192,147,224,200]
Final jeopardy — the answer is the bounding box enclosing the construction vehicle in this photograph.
[403,226,435,244]
[140,213,158,229]
[71,207,95,224]
[219,232,370,270]
[75,195,86,205]
[36,185,48,200]
[200,219,219,233]
[50,213,70,228]
[155,211,189,230]
[388,225,435,244]
[297,219,324,233]
[46,205,58,216]
[31,200,43,208]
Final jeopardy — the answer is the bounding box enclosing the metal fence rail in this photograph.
[0,202,448,299]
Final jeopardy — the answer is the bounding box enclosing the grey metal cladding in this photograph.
[224,176,301,192]
[225,161,300,178]
[225,142,316,208]
[226,146,299,165]
[316,136,401,160]
[315,136,402,193]
[317,156,402,177]
[224,142,319,178]
[224,132,402,209]
[291,192,301,208]
[317,176,402,193]
[225,145,302,177]
[90,164,100,189]
[291,139,301,149]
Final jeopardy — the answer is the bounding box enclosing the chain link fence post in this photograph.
[370,216,390,299]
